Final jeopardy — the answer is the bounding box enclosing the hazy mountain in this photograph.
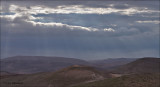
[112,57,160,74]
[0,65,106,87]
[1,56,90,74]
[89,58,138,70]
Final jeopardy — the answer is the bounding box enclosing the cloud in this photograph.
[2,4,119,32]
[26,20,100,31]
[136,20,160,24]
[104,28,115,32]
[0,1,159,59]
[4,4,160,15]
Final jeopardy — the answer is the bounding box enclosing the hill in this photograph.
[1,57,159,87]
[89,58,138,70]
[0,71,18,79]
[0,56,90,74]
[0,65,106,87]
[73,73,160,87]
[1,56,140,74]
[0,71,15,76]
[112,57,160,74]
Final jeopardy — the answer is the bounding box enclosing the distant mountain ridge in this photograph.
[112,57,160,74]
[1,56,158,74]
[1,56,90,74]
[89,58,138,70]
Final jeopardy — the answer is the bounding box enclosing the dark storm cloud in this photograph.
[0,0,159,59]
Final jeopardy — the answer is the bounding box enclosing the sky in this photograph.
[0,0,160,59]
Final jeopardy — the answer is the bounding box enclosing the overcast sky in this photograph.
[0,0,159,59]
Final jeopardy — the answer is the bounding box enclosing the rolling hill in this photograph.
[0,56,140,74]
[0,65,106,87]
[0,57,159,87]
[73,58,160,87]
[89,58,138,70]
[0,56,90,74]
[112,57,160,74]
[0,71,18,79]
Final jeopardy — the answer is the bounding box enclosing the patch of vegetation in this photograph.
[73,73,160,87]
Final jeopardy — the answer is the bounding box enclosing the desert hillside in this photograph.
[0,57,159,87]
[73,73,160,87]
[0,65,106,87]
[112,57,160,74]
